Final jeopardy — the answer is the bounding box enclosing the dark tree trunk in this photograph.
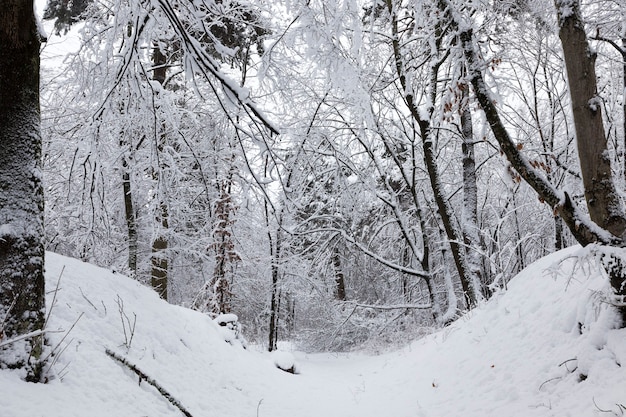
[121,155,137,277]
[556,1,626,239]
[151,210,169,300]
[267,225,280,352]
[151,45,169,300]
[554,215,565,251]
[332,246,347,301]
[0,0,46,381]
[623,37,626,186]
[210,174,238,315]
[417,203,445,322]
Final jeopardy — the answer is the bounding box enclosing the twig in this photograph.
[327,303,359,349]
[79,287,99,312]
[105,348,194,417]
[558,358,577,367]
[348,302,432,310]
[538,376,562,391]
[42,312,84,363]
[558,357,578,373]
[256,399,263,417]
[48,337,74,371]
[593,397,615,414]
[45,266,65,328]
[116,295,136,350]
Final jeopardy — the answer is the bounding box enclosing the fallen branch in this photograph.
[105,348,194,417]
[0,329,48,349]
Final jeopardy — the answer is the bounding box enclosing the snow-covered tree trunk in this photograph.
[0,0,46,381]
[267,212,281,352]
[460,76,488,299]
[210,170,239,314]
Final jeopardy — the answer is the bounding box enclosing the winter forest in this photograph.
[2,0,626,396]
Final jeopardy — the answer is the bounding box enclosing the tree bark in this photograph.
[210,174,237,314]
[0,0,46,381]
[267,219,280,352]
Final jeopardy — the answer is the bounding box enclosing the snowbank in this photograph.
[0,247,624,416]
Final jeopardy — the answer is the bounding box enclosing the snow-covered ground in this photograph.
[1,246,625,416]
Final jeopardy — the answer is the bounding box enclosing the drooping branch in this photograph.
[150,0,279,136]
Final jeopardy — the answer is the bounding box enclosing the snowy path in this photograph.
[257,352,424,417]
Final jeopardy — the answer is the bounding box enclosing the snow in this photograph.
[588,95,603,112]
[271,350,299,373]
[555,0,575,20]
[2,247,626,416]
[0,223,15,237]
[34,0,48,40]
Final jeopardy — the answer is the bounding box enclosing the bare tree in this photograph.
[383,0,484,307]
[450,0,626,323]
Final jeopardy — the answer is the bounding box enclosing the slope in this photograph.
[0,246,625,417]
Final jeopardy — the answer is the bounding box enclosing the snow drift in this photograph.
[1,247,625,416]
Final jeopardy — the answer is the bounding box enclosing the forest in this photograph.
[1,0,626,383]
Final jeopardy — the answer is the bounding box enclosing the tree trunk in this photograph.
[121,155,138,277]
[460,75,489,298]
[416,202,444,322]
[0,0,46,381]
[623,36,626,186]
[210,174,238,315]
[555,0,626,323]
[267,224,280,352]
[332,246,347,301]
[554,215,564,250]
[151,45,169,300]
[151,209,169,300]
[556,0,626,239]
